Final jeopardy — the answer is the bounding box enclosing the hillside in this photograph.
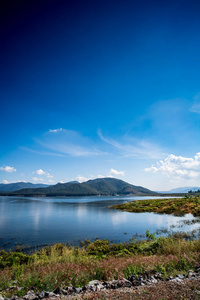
[3,178,156,197]
[0,182,50,192]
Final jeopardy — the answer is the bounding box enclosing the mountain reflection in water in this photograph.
[0,195,199,250]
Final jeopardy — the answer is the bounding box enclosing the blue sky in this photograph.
[1,0,200,191]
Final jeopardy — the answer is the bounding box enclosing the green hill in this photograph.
[2,178,156,197]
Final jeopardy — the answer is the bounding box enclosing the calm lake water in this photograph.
[0,195,199,250]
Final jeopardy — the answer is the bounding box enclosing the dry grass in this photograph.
[0,236,200,297]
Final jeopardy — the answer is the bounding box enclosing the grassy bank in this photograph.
[1,233,200,297]
[111,196,200,216]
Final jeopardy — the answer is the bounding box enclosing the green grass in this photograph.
[1,234,200,297]
[111,196,200,216]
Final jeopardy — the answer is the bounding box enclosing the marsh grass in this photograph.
[1,234,200,297]
[111,196,200,216]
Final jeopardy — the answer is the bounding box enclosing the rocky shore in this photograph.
[1,266,200,300]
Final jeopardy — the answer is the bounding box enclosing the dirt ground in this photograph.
[63,277,200,300]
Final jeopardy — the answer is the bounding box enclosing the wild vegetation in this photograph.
[111,195,200,216]
[188,189,200,194]
[1,196,200,298]
[1,232,200,298]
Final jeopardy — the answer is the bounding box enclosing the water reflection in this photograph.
[110,212,127,227]
[0,195,199,249]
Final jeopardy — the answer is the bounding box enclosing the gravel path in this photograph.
[61,277,200,299]
[2,270,200,300]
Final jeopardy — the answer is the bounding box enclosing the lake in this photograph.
[0,195,199,250]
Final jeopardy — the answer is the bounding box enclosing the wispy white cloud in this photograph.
[98,130,164,159]
[21,147,66,157]
[76,175,90,183]
[36,169,45,175]
[2,180,26,184]
[34,169,53,179]
[46,173,53,178]
[43,143,103,157]
[48,179,55,183]
[96,174,106,179]
[37,129,106,157]
[190,104,200,113]
[0,166,16,172]
[109,168,125,176]
[32,177,45,182]
[3,180,9,184]
[25,128,163,159]
[76,175,107,183]
[76,168,125,183]
[49,128,65,133]
[190,93,200,113]
[145,153,200,179]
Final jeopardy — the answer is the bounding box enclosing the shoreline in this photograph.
[0,193,186,198]
[1,223,200,253]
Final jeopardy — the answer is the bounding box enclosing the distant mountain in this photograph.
[159,186,200,194]
[3,178,157,197]
[0,182,50,192]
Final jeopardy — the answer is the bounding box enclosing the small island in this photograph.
[111,196,200,216]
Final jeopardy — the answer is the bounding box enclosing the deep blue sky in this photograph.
[1,0,200,190]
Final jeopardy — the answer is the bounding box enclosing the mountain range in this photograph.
[0,182,50,192]
[159,186,200,193]
[0,178,156,197]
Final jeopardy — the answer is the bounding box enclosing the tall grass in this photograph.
[1,235,200,298]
